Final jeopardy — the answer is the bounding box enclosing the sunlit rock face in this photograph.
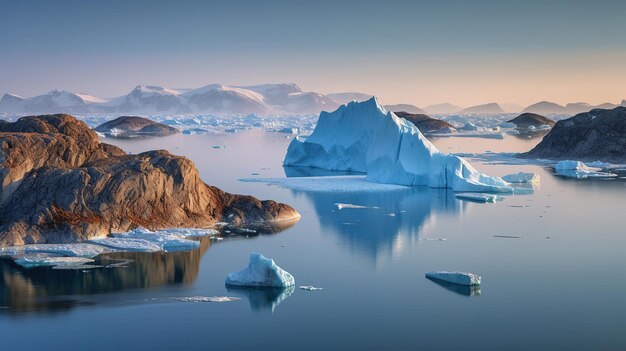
[0,114,300,246]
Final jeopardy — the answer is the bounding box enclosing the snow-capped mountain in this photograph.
[0,89,105,114]
[0,83,343,115]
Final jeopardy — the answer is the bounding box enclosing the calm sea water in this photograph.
[1,130,625,350]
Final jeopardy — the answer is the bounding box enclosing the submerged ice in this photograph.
[225,252,295,288]
[283,97,518,193]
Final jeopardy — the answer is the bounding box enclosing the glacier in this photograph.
[425,271,482,286]
[225,252,295,288]
[283,97,518,192]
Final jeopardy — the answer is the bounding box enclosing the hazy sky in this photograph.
[1,0,625,107]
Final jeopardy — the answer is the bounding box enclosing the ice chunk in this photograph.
[173,296,242,303]
[283,97,516,193]
[425,271,481,286]
[335,203,369,210]
[502,172,540,183]
[299,285,323,291]
[225,252,295,288]
[554,160,617,179]
[455,193,500,203]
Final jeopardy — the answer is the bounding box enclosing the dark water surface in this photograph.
[1,131,625,350]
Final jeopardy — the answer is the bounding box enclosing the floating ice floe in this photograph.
[173,296,242,303]
[335,203,370,210]
[299,285,323,291]
[112,228,201,252]
[455,193,501,203]
[0,243,108,258]
[14,255,96,269]
[225,252,295,288]
[241,175,409,192]
[283,97,519,193]
[554,160,617,179]
[502,172,540,183]
[425,271,481,286]
[89,237,163,252]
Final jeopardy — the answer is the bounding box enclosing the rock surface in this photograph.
[521,107,626,163]
[0,114,300,246]
[94,116,180,137]
[507,113,555,129]
[394,111,456,133]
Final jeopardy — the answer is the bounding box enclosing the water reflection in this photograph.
[226,285,295,312]
[0,223,297,315]
[426,276,481,297]
[294,187,466,262]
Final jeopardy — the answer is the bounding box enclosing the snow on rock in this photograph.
[554,160,617,179]
[502,172,540,183]
[225,252,295,288]
[425,271,481,286]
[284,97,516,192]
[455,193,501,203]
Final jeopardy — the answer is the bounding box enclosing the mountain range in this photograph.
[1,84,624,116]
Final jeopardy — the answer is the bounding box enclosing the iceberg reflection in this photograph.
[226,285,295,312]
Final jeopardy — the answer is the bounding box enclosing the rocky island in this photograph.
[0,114,300,246]
[521,107,626,163]
[94,116,180,137]
[507,113,555,129]
[394,111,456,133]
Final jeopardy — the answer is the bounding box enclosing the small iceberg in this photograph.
[299,285,323,291]
[425,271,481,286]
[554,160,617,179]
[335,203,369,210]
[225,252,295,288]
[502,172,540,183]
[455,193,501,203]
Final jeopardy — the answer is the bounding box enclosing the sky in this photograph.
[1,0,625,107]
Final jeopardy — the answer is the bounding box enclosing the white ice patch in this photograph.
[89,237,163,252]
[0,243,108,258]
[502,172,540,183]
[455,193,501,203]
[173,296,242,303]
[335,203,370,210]
[112,228,200,252]
[554,160,617,179]
[225,252,295,288]
[283,97,517,193]
[299,285,323,291]
[426,271,481,286]
[241,175,409,192]
[14,254,95,268]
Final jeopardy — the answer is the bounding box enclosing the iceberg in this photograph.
[225,252,295,288]
[502,172,540,183]
[425,271,481,286]
[554,160,617,179]
[283,97,516,192]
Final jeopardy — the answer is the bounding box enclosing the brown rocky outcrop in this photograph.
[507,113,555,129]
[394,111,456,133]
[0,114,300,246]
[520,107,626,163]
[94,116,180,137]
